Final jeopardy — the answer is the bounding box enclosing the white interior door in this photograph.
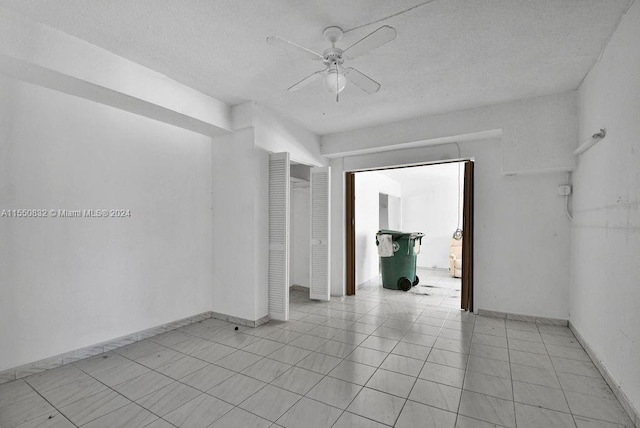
[310,167,331,301]
[268,152,290,321]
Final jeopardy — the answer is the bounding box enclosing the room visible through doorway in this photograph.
[346,161,474,312]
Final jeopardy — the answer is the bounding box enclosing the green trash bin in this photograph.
[375,230,424,291]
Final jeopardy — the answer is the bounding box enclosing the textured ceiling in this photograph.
[0,0,632,135]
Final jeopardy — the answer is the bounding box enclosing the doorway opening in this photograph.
[378,193,402,231]
[289,162,311,296]
[346,160,474,312]
[268,153,331,322]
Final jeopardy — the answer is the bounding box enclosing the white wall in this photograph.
[379,194,389,230]
[388,196,402,231]
[354,172,401,286]
[332,138,572,319]
[290,183,310,287]
[212,104,326,320]
[571,0,640,414]
[211,128,269,322]
[218,102,324,307]
[382,163,464,269]
[0,77,213,372]
[404,179,458,270]
[0,8,231,136]
[328,93,576,317]
[378,193,402,230]
[233,102,326,167]
[322,91,578,174]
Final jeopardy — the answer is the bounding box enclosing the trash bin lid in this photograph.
[376,230,424,240]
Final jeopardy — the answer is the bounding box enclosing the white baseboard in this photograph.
[210,311,269,328]
[476,308,568,326]
[569,322,639,427]
[0,310,270,386]
[475,310,638,426]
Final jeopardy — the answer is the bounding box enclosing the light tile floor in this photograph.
[359,267,462,310]
[0,269,634,427]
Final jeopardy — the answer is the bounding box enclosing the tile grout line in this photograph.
[10,272,631,428]
[66,322,277,427]
[450,309,472,428]
[0,311,216,386]
[90,324,292,427]
[508,320,518,428]
[462,316,512,427]
[62,365,142,427]
[14,380,79,428]
[287,296,384,426]
[539,325,629,427]
[301,282,450,426]
[570,322,640,428]
[0,279,465,428]
[72,351,187,427]
[535,322,579,428]
[386,305,437,427]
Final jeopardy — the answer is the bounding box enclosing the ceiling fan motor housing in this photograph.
[323,48,344,66]
[323,26,345,67]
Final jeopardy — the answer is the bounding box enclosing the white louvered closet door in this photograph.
[310,167,331,301]
[268,152,290,321]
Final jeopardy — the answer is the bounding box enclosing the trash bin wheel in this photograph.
[413,276,419,286]
[398,277,412,291]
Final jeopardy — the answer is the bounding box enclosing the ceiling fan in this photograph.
[267,25,397,101]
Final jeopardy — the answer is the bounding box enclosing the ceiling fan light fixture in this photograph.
[323,66,347,94]
[267,24,395,97]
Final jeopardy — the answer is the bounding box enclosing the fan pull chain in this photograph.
[335,63,340,102]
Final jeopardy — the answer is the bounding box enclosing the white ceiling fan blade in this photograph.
[288,69,325,91]
[345,67,381,94]
[266,36,324,61]
[343,25,397,59]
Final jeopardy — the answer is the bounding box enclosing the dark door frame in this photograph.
[345,161,474,310]
[346,172,356,295]
[461,161,474,311]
